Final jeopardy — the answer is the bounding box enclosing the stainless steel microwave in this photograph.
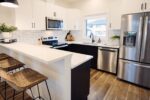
[46,17,63,30]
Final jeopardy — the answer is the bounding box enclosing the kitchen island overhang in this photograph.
[0,43,93,100]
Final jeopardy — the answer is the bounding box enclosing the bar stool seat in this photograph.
[0,57,25,72]
[0,68,52,100]
[0,53,10,61]
[7,68,47,91]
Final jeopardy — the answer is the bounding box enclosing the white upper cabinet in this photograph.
[144,0,150,12]
[122,0,147,14]
[66,9,81,30]
[32,0,46,30]
[15,0,33,30]
[109,0,122,29]
[15,0,81,30]
[15,0,46,30]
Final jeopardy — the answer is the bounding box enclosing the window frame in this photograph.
[84,14,109,38]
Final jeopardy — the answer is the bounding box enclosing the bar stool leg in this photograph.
[22,91,25,100]
[29,88,34,99]
[13,90,16,100]
[45,81,52,100]
[37,84,41,99]
[4,81,7,100]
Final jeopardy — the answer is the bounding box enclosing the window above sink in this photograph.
[85,14,108,38]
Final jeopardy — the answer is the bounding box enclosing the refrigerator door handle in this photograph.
[137,16,144,59]
[141,16,148,61]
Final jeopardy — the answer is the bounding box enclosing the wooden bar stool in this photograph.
[0,57,25,72]
[0,53,10,61]
[0,53,10,80]
[0,68,52,100]
[0,56,25,100]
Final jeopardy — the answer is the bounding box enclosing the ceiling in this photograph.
[55,0,87,3]
[58,0,81,3]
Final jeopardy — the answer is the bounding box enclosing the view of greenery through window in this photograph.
[86,17,107,37]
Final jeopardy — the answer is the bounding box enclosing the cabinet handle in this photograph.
[34,23,35,28]
[145,3,147,10]
[32,23,33,28]
[141,3,144,10]
[109,23,111,28]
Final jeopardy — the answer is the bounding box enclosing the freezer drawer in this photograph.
[117,59,150,88]
[97,47,118,74]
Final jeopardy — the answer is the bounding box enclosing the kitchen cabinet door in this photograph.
[66,9,81,30]
[15,0,33,30]
[46,3,54,18]
[46,3,67,30]
[33,0,46,30]
[109,0,122,29]
[144,0,150,12]
[122,0,144,14]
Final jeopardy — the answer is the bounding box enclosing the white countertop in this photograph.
[0,43,93,69]
[66,41,120,48]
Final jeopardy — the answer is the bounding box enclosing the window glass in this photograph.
[86,17,107,37]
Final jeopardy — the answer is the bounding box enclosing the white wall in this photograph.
[70,0,111,15]
[69,0,121,45]
[0,6,15,25]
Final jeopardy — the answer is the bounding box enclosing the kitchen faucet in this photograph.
[90,32,95,43]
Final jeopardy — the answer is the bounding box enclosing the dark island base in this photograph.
[71,60,91,100]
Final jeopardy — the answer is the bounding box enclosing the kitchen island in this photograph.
[0,43,93,100]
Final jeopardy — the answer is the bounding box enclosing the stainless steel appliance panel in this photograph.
[98,47,118,74]
[120,13,144,61]
[118,59,150,88]
[140,13,150,64]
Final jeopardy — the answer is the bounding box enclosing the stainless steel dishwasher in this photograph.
[97,47,118,74]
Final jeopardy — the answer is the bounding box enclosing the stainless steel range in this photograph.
[118,12,150,88]
[42,36,68,49]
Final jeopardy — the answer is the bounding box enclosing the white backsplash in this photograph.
[0,30,82,44]
[0,29,120,46]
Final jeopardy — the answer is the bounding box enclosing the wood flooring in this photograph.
[0,69,149,100]
[89,69,150,100]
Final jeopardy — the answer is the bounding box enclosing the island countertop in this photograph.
[0,42,93,100]
[0,42,93,69]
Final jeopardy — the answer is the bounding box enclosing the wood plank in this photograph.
[90,71,103,85]
[139,87,149,100]
[89,73,109,100]
[89,69,150,100]
[96,74,116,100]
[126,85,140,100]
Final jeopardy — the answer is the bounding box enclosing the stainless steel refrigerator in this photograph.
[118,12,150,88]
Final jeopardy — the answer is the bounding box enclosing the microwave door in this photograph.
[120,13,144,61]
[140,13,150,64]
